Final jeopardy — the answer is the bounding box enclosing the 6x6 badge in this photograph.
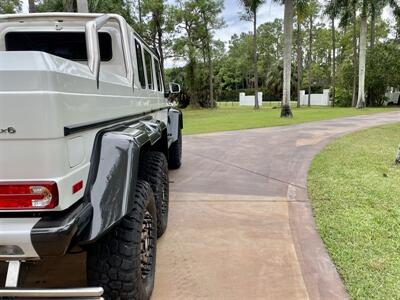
[0,127,16,134]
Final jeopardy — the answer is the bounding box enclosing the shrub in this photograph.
[335,87,352,107]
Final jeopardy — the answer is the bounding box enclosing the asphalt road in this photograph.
[1,111,400,299]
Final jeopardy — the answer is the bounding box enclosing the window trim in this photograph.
[144,48,154,90]
[134,39,146,89]
[154,57,163,92]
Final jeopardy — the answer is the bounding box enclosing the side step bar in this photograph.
[0,287,104,299]
[1,261,103,299]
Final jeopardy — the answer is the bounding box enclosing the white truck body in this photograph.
[0,13,183,299]
[0,13,170,211]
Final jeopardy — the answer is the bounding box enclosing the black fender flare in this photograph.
[81,118,167,243]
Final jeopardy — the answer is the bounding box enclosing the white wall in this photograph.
[300,89,330,106]
[239,92,263,106]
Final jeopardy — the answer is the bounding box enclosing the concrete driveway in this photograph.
[152,112,400,300]
[2,112,399,299]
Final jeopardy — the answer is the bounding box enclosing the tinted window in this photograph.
[135,40,146,88]
[144,50,153,90]
[5,32,112,61]
[154,58,162,91]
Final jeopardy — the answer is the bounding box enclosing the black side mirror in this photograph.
[164,82,181,98]
[169,82,181,94]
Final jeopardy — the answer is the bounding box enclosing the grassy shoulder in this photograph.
[308,123,400,299]
[182,103,399,135]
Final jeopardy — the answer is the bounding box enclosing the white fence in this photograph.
[300,89,330,106]
[384,90,400,105]
[239,92,263,106]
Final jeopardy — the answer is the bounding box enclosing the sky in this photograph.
[215,0,283,42]
[21,0,395,68]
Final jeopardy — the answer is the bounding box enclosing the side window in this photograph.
[135,40,146,88]
[144,50,154,90]
[154,58,163,91]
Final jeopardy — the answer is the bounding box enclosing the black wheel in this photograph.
[87,180,157,300]
[139,151,169,238]
[168,128,182,169]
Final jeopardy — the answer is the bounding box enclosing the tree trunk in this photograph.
[296,21,302,108]
[253,12,259,110]
[352,4,358,107]
[154,12,165,85]
[357,14,368,108]
[63,0,74,12]
[331,16,336,107]
[76,0,89,13]
[188,55,198,106]
[138,0,142,24]
[308,14,313,107]
[208,49,214,108]
[367,4,376,106]
[28,0,36,13]
[281,0,294,117]
[371,4,376,49]
[187,25,198,107]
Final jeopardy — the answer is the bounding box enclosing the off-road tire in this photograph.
[139,151,169,238]
[168,128,182,169]
[87,180,157,300]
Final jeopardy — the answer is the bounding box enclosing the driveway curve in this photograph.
[153,111,400,300]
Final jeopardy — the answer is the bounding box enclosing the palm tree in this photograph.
[356,1,368,108]
[351,2,358,107]
[336,0,391,108]
[281,0,294,117]
[295,0,308,108]
[240,0,265,110]
[307,12,313,107]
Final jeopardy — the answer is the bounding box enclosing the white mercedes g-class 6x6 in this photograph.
[0,12,183,300]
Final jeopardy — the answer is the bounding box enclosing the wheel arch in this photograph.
[81,118,168,244]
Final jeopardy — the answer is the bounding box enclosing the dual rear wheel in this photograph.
[87,151,170,300]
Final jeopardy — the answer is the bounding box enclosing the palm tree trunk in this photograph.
[371,4,376,49]
[367,4,376,106]
[281,0,294,117]
[352,4,358,107]
[76,0,89,12]
[331,16,336,107]
[28,0,36,13]
[308,14,313,107]
[207,35,214,107]
[253,12,259,110]
[296,21,302,108]
[357,13,368,108]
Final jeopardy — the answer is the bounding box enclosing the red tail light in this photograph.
[0,182,58,210]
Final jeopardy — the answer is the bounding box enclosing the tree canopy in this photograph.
[2,0,400,108]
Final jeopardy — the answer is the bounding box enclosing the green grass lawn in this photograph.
[182,103,399,135]
[308,123,400,299]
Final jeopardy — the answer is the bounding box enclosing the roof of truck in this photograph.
[0,13,160,58]
[0,12,109,21]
